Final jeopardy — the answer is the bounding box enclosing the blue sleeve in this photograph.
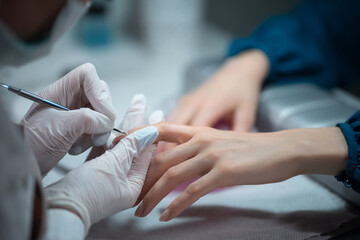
[227,0,360,89]
[336,111,360,193]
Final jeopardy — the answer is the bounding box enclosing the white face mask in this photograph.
[0,0,89,67]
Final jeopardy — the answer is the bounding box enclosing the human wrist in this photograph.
[45,208,86,239]
[45,179,92,232]
[225,49,270,87]
[286,127,348,176]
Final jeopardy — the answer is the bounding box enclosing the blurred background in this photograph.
[0,0,300,183]
[2,0,300,121]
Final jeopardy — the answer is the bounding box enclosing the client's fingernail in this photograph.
[112,135,125,145]
[134,203,144,217]
[159,209,170,222]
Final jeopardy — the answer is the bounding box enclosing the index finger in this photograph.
[113,122,198,146]
[80,64,117,122]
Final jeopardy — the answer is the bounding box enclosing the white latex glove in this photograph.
[45,94,163,232]
[20,63,116,175]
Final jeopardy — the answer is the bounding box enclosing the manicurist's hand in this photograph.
[45,126,159,232]
[45,94,163,232]
[21,63,116,175]
[135,123,348,222]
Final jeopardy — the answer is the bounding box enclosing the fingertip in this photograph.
[68,144,84,155]
[159,208,171,222]
[131,94,146,106]
[92,132,111,146]
[134,202,145,217]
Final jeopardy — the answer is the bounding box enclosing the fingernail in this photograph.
[132,94,146,105]
[159,209,170,222]
[112,135,125,145]
[134,203,144,217]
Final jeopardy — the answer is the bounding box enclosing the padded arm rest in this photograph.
[257,83,360,206]
[257,84,358,131]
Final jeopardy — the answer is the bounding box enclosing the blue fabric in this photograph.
[337,112,360,193]
[227,0,360,89]
[226,0,360,192]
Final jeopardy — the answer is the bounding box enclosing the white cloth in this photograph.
[0,101,45,239]
[87,176,360,239]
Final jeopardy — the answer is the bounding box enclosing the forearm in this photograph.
[284,127,348,176]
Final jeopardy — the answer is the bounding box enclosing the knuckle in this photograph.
[193,132,212,146]
[186,182,201,196]
[165,167,179,180]
[156,121,168,133]
[216,161,234,175]
[79,108,94,122]
[81,62,96,73]
[152,153,166,167]
[206,151,222,161]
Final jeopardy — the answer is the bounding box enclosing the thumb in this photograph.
[68,132,111,156]
[127,144,156,194]
[119,94,147,131]
[110,126,159,175]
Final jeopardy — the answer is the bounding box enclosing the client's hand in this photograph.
[169,50,269,128]
[158,50,269,152]
[135,123,348,222]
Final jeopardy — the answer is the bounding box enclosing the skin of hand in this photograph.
[170,49,269,130]
[132,122,348,222]
[158,49,269,152]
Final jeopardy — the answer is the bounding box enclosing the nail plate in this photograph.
[134,203,144,217]
[159,209,170,222]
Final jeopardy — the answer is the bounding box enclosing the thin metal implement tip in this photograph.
[0,83,9,89]
[113,128,127,135]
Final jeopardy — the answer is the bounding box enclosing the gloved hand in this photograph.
[45,94,163,232]
[20,63,117,175]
